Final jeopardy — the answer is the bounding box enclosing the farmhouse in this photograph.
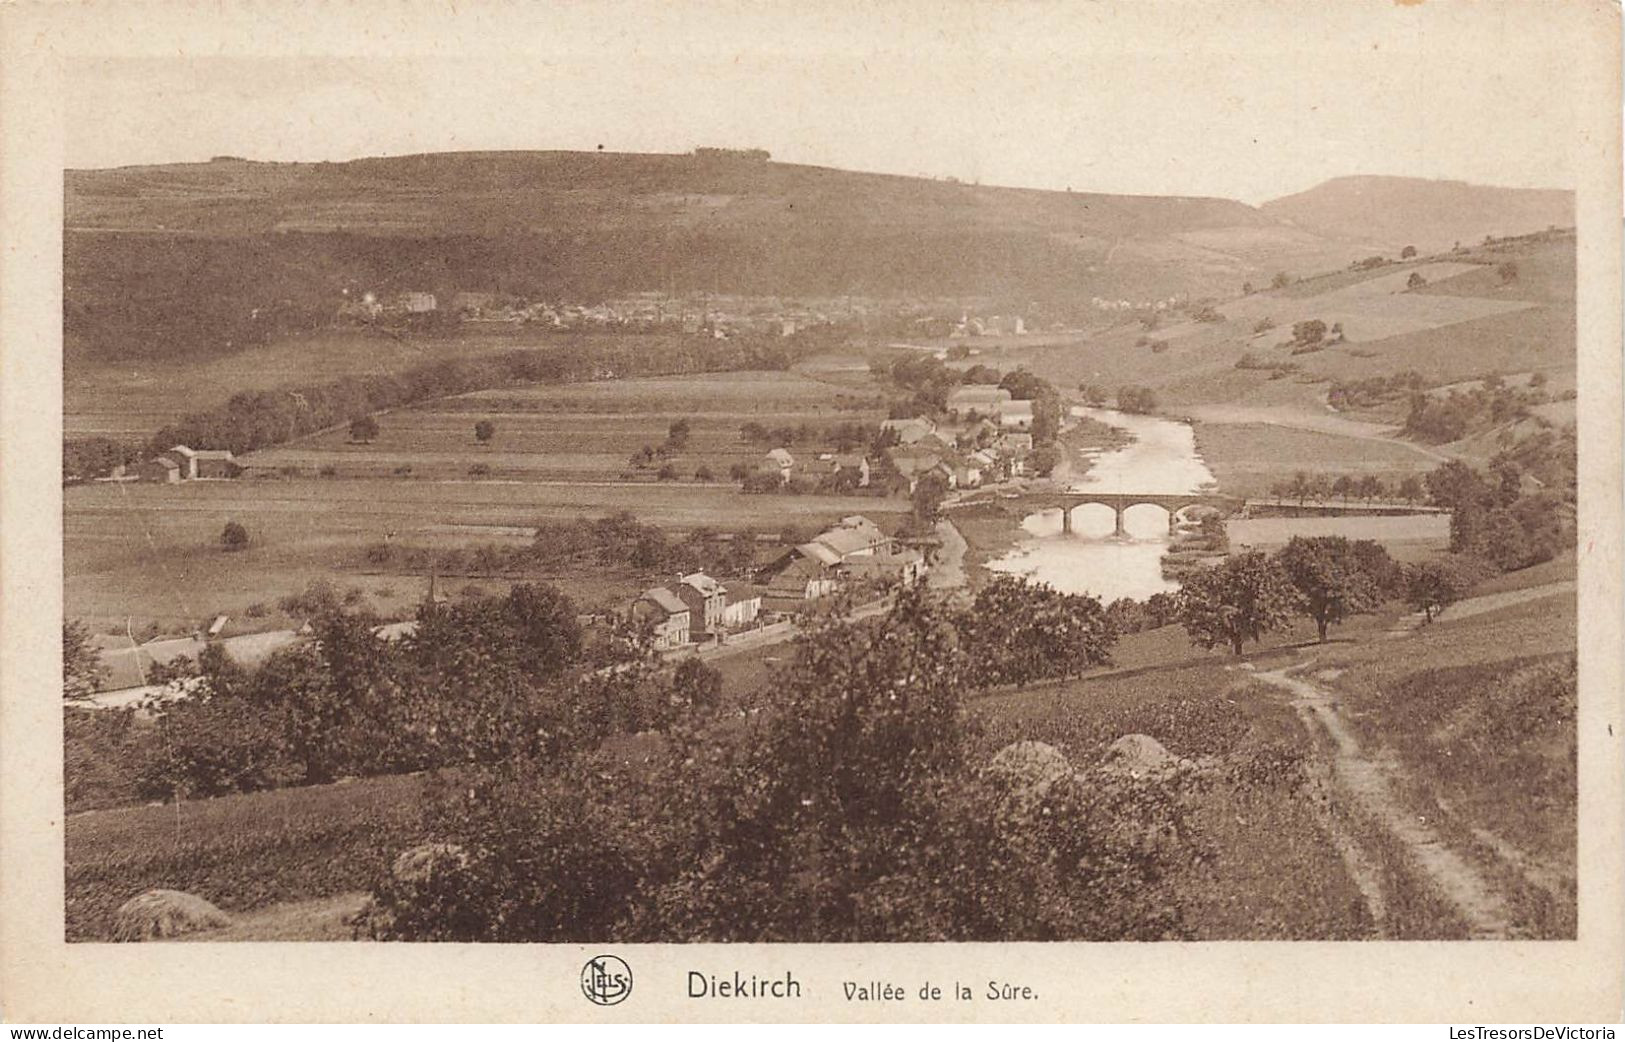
[631,587,691,649]
[675,572,727,637]
[136,457,182,484]
[140,446,239,482]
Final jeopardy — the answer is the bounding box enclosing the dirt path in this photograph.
[1386,578,1576,637]
[1251,663,1516,938]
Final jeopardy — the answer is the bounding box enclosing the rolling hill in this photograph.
[63,153,1572,364]
[1262,176,1573,254]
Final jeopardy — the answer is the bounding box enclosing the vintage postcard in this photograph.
[1,0,1620,1024]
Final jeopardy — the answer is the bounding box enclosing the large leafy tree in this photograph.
[1403,556,1490,622]
[1274,536,1381,643]
[1176,551,1299,655]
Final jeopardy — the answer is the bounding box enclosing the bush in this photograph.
[365,589,1191,942]
[468,463,492,477]
[220,521,249,552]
[693,464,715,482]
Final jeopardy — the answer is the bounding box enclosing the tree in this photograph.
[1356,475,1386,502]
[911,471,951,525]
[1286,471,1313,508]
[1274,536,1381,642]
[1271,271,1292,289]
[1403,556,1489,622]
[63,620,106,701]
[1401,245,1418,259]
[693,464,715,482]
[1116,386,1158,414]
[1330,475,1356,501]
[1292,319,1327,347]
[1077,383,1109,407]
[1397,475,1425,504]
[349,415,380,443]
[1176,551,1298,655]
[474,419,496,443]
[665,419,692,451]
[221,520,250,552]
[1498,261,1519,283]
[1029,446,1060,477]
[1407,272,1428,289]
[1241,281,1255,296]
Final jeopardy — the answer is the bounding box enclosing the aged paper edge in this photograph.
[1,0,1620,1024]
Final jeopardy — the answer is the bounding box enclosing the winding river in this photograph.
[986,407,1217,602]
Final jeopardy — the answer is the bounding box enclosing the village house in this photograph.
[887,449,948,493]
[674,572,727,638]
[945,385,1013,420]
[392,291,438,314]
[880,416,937,447]
[762,447,795,484]
[630,587,691,649]
[838,545,928,586]
[721,582,763,628]
[995,399,1035,429]
[761,552,840,612]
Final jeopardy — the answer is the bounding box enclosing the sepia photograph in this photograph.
[2,0,1622,1025]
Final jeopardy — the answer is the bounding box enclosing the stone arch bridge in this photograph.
[1003,491,1245,537]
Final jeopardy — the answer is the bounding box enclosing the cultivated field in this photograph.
[1226,514,1449,559]
[65,326,556,440]
[64,476,905,633]
[239,370,888,480]
[1192,422,1441,498]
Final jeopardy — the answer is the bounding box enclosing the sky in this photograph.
[62,0,1583,205]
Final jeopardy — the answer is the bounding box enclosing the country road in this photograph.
[1251,662,1516,938]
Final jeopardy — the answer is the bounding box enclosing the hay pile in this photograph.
[391,842,468,884]
[986,741,1074,795]
[111,889,231,942]
[1101,733,1176,777]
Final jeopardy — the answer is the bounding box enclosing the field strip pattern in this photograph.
[1251,664,1515,939]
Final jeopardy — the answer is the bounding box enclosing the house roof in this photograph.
[148,457,180,470]
[796,541,843,567]
[947,386,1012,407]
[168,445,198,458]
[192,449,236,460]
[680,572,726,598]
[888,452,943,477]
[638,587,689,616]
[998,400,1036,418]
[723,582,762,605]
[814,527,882,558]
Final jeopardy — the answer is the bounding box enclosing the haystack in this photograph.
[391,842,468,884]
[986,741,1073,795]
[111,889,231,942]
[1101,733,1175,776]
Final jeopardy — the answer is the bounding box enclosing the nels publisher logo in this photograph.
[581,954,633,1006]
